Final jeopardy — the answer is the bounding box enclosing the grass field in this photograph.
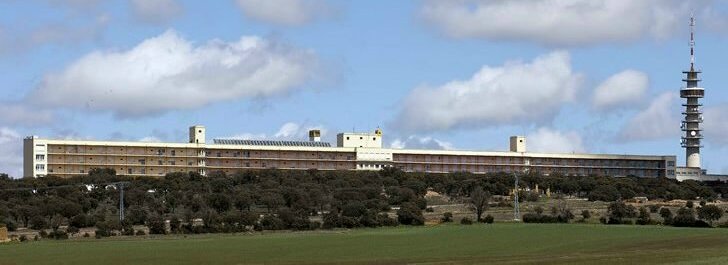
[2,224,728,265]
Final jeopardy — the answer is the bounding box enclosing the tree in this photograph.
[207,193,231,213]
[636,207,651,225]
[659,208,673,224]
[441,212,453,223]
[469,186,490,222]
[147,215,166,234]
[581,210,591,220]
[607,201,636,224]
[697,205,723,226]
[672,207,696,227]
[396,202,424,226]
[686,200,694,208]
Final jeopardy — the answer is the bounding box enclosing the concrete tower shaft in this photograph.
[680,15,704,168]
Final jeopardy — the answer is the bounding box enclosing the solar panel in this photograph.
[213,138,332,147]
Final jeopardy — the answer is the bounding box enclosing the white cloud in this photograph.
[390,136,453,150]
[0,103,54,126]
[0,14,109,55]
[618,92,680,141]
[0,128,23,178]
[139,136,162,142]
[393,51,582,132]
[703,103,728,146]
[527,127,585,154]
[229,122,326,141]
[420,0,726,46]
[130,0,183,24]
[235,0,334,26]
[592,70,649,110]
[29,30,321,118]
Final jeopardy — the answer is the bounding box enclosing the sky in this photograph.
[1,0,727,178]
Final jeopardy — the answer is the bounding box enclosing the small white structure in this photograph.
[337,129,383,148]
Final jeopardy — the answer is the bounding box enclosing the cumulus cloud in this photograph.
[229,122,327,141]
[527,127,585,154]
[393,51,582,132]
[29,30,322,117]
[0,103,54,126]
[130,0,184,24]
[703,103,728,146]
[390,136,453,150]
[592,70,649,110]
[420,0,726,46]
[0,14,109,55]
[235,0,335,26]
[617,92,680,141]
[0,128,24,178]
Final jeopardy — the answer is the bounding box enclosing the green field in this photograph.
[3,224,728,265]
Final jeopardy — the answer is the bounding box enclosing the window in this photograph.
[35,164,45,170]
[35,154,45,161]
[667,161,675,167]
[171,150,176,156]
[346,137,350,140]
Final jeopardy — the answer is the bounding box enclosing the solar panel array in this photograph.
[213,139,332,147]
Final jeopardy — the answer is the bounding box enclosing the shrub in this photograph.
[441,212,453,223]
[135,230,146,236]
[636,207,651,225]
[146,215,166,235]
[83,232,90,238]
[397,202,424,226]
[425,207,435,213]
[686,200,694,208]
[19,235,28,242]
[260,215,286,230]
[29,216,48,230]
[581,210,591,220]
[648,205,660,213]
[672,207,696,227]
[482,215,494,224]
[66,226,80,235]
[659,208,673,224]
[460,217,473,225]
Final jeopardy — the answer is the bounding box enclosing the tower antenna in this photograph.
[690,13,696,71]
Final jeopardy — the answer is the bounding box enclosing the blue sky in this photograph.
[1,0,727,177]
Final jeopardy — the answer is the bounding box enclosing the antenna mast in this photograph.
[690,14,695,71]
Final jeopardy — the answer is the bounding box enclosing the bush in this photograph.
[48,229,68,240]
[659,208,673,224]
[672,207,696,227]
[396,203,424,226]
[19,235,28,242]
[636,207,651,225]
[147,215,166,235]
[260,215,286,230]
[441,212,453,223]
[460,217,473,225]
[66,226,80,235]
[686,200,694,208]
[482,215,494,224]
[425,207,435,213]
[581,210,591,220]
[83,232,90,238]
[29,216,48,230]
[135,230,146,236]
[648,205,660,213]
[2,219,17,231]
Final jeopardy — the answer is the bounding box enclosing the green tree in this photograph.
[659,208,673,224]
[697,205,723,226]
[469,186,490,222]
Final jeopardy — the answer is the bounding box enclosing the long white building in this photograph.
[24,125,677,179]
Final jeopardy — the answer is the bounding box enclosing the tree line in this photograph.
[0,169,725,239]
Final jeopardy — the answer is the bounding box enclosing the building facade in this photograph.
[24,125,676,179]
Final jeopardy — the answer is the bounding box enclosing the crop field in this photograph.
[2,224,728,265]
